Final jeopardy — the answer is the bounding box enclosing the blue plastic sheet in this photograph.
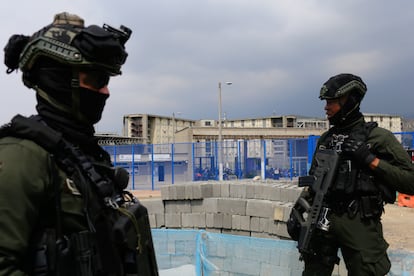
[152,229,414,276]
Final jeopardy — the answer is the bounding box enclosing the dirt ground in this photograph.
[132,190,414,252]
[382,203,414,252]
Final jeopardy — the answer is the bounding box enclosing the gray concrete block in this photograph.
[223,214,232,229]
[217,198,247,215]
[181,213,205,228]
[276,221,290,238]
[192,184,202,199]
[190,199,204,213]
[254,184,265,199]
[165,213,181,228]
[220,183,230,197]
[250,217,260,232]
[212,184,221,197]
[155,213,165,227]
[232,215,241,230]
[167,185,177,199]
[184,184,193,199]
[267,185,281,201]
[273,202,285,221]
[193,213,206,228]
[240,215,251,231]
[259,218,269,233]
[285,186,299,202]
[141,198,164,214]
[283,203,293,222]
[174,185,186,200]
[280,187,292,203]
[148,214,156,228]
[165,200,191,213]
[262,185,275,200]
[205,228,222,234]
[245,184,256,199]
[246,199,274,218]
[200,183,213,198]
[203,198,219,213]
[268,219,278,235]
[206,213,223,228]
[230,183,246,198]
[160,185,170,200]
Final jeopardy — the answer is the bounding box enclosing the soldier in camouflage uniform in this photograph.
[0,12,158,275]
[288,73,414,275]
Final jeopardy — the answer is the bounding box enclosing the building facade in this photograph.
[364,113,402,134]
[123,114,331,144]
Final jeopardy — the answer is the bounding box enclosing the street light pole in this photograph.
[171,111,181,185]
[218,81,232,181]
[172,111,182,144]
[173,112,176,145]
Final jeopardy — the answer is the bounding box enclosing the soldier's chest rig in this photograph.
[0,115,158,276]
[317,121,390,218]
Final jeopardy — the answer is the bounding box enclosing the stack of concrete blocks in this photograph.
[143,180,348,275]
[144,179,303,239]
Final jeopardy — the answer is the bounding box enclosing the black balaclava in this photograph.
[31,58,109,138]
[329,92,363,127]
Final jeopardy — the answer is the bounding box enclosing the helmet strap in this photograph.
[330,100,361,126]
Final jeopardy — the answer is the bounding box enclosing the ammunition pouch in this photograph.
[113,198,158,276]
[70,231,100,276]
[359,195,383,219]
[31,229,57,276]
[31,229,102,276]
[329,195,383,220]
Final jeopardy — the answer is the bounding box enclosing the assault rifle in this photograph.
[296,148,340,255]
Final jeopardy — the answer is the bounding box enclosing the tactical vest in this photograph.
[0,115,158,276]
[316,121,395,218]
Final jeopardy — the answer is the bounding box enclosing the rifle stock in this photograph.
[297,149,340,254]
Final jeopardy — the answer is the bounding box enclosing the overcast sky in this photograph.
[1,1,413,134]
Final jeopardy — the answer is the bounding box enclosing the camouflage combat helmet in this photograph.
[4,12,132,125]
[319,73,367,100]
[19,12,131,84]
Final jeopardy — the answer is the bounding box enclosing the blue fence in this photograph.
[102,132,414,190]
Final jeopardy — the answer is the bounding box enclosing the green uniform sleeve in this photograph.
[369,128,414,195]
[0,137,52,275]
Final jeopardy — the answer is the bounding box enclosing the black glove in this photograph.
[342,139,376,167]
